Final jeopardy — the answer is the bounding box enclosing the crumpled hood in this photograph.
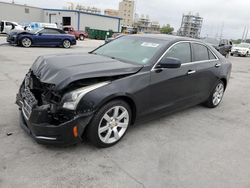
[31,53,143,90]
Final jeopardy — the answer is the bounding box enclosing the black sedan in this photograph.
[7,27,76,48]
[16,34,232,147]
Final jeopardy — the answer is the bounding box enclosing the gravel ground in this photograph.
[0,36,250,188]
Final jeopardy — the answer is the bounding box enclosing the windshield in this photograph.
[235,43,250,48]
[93,36,166,65]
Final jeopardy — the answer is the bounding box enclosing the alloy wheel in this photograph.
[98,106,129,144]
[212,83,224,106]
[22,38,31,47]
[63,40,71,48]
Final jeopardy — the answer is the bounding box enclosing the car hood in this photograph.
[31,53,143,91]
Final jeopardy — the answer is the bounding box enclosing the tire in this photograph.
[230,53,233,56]
[245,52,249,57]
[79,35,84,41]
[204,80,225,108]
[21,37,32,48]
[62,39,71,48]
[86,100,132,148]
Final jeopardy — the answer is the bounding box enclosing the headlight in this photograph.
[62,82,110,110]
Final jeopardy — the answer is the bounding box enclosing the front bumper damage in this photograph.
[16,73,93,146]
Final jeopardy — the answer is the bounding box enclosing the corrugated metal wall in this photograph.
[0,2,44,24]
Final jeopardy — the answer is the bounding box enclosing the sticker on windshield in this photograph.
[142,58,149,63]
[141,42,159,48]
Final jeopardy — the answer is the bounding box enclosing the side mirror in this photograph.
[156,57,181,69]
[37,33,42,36]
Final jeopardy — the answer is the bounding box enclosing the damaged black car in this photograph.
[16,34,232,148]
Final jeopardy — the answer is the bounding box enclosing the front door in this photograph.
[149,42,200,113]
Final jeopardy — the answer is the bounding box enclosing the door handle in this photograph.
[215,63,221,68]
[187,70,196,75]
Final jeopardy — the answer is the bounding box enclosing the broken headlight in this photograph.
[62,82,110,110]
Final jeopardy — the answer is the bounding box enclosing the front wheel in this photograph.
[21,37,32,48]
[86,100,131,148]
[62,39,71,48]
[204,80,225,108]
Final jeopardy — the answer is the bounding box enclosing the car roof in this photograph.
[130,34,199,42]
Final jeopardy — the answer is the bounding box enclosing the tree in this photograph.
[160,24,174,34]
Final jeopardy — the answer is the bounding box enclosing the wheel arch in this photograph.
[220,77,227,89]
[96,95,137,125]
[19,35,33,44]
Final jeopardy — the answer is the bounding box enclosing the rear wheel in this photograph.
[62,39,71,48]
[79,35,84,41]
[204,80,225,108]
[21,37,32,48]
[86,100,131,148]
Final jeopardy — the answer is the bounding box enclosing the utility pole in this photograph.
[219,22,224,40]
[242,26,246,42]
[244,27,249,42]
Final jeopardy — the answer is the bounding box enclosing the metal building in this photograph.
[0,2,44,24]
[0,2,122,32]
[178,13,203,38]
[44,9,121,32]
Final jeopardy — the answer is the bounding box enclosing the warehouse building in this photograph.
[0,2,44,24]
[0,1,122,32]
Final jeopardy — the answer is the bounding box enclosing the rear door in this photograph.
[190,42,222,101]
[149,42,201,114]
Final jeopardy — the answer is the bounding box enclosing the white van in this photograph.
[0,20,24,34]
[25,22,58,31]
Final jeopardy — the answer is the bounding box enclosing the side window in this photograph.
[208,49,216,60]
[39,29,49,34]
[39,29,60,34]
[192,43,209,62]
[164,42,191,64]
[48,29,60,34]
[6,22,12,26]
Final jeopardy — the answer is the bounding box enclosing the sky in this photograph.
[1,0,249,39]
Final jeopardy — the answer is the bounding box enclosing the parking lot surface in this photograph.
[1,36,250,188]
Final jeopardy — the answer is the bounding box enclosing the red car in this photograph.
[63,26,88,40]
